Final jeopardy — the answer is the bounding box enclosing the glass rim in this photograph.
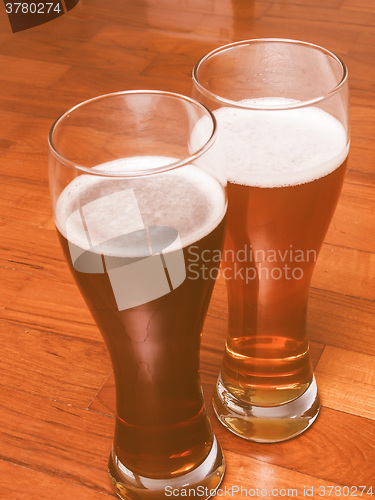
[48,89,218,177]
[192,38,348,111]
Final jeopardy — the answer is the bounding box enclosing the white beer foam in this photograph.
[56,156,226,257]
[213,98,349,187]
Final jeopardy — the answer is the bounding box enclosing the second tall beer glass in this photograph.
[193,39,349,442]
[48,91,226,498]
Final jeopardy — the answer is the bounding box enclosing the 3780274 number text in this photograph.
[318,485,373,496]
[5,2,61,14]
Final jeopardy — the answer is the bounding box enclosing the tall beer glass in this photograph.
[192,39,349,442]
[48,91,226,498]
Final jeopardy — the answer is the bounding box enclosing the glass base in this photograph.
[213,375,320,443]
[108,436,225,500]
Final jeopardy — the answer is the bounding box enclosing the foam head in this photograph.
[213,99,348,187]
[55,157,226,257]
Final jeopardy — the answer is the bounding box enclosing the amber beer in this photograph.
[55,159,226,487]
[192,38,349,443]
[212,101,349,440]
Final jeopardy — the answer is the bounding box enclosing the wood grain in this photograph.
[325,181,375,253]
[1,0,374,498]
[312,243,375,300]
[266,2,375,26]
[0,220,70,280]
[0,322,111,407]
[315,346,375,420]
[0,54,69,87]
[0,460,116,500]
[0,180,51,226]
[0,276,99,339]
[222,450,375,499]
[0,386,114,493]
[308,288,375,356]
[209,403,375,489]
[0,267,30,310]
[2,34,154,75]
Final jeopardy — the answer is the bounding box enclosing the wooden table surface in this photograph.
[0,0,374,498]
